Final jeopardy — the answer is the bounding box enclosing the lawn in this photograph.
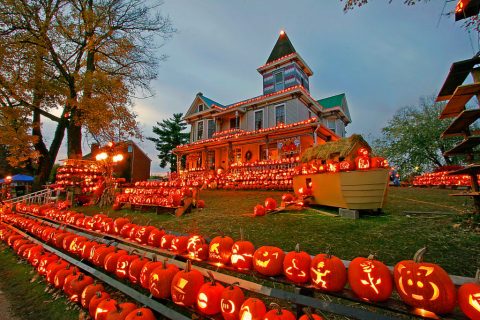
[79,186,480,278]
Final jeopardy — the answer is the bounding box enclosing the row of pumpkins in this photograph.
[412,170,471,187]
[0,209,320,320]
[0,220,156,320]
[115,187,194,208]
[12,202,480,319]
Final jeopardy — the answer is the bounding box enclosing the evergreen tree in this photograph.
[148,113,190,172]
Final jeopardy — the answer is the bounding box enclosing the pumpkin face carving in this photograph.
[458,269,480,320]
[196,273,225,315]
[310,253,347,292]
[393,247,456,315]
[253,246,285,276]
[283,244,311,283]
[208,235,234,265]
[348,255,393,302]
[231,241,255,271]
[171,260,204,307]
[239,298,266,320]
[220,285,245,320]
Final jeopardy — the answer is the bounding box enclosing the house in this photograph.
[173,31,351,172]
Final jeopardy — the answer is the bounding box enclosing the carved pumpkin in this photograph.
[393,247,456,314]
[197,272,225,315]
[160,234,175,250]
[147,228,165,247]
[186,235,207,260]
[310,253,347,292]
[371,157,388,168]
[208,235,234,265]
[171,260,204,307]
[128,255,150,285]
[113,218,130,235]
[105,302,137,320]
[124,308,156,320]
[54,265,75,289]
[283,244,311,283]
[95,298,118,320]
[170,235,189,254]
[298,308,323,320]
[46,259,69,285]
[115,252,139,279]
[264,303,296,320]
[238,298,266,320]
[458,269,480,320]
[221,284,245,320]
[264,198,277,211]
[104,250,128,273]
[348,255,393,302]
[339,160,355,171]
[139,257,163,289]
[92,245,116,267]
[253,204,266,217]
[231,240,255,271]
[37,252,59,276]
[354,156,370,170]
[89,291,111,318]
[281,193,295,203]
[149,260,179,299]
[253,246,285,276]
[81,283,105,309]
[65,273,94,303]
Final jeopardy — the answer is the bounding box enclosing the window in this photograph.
[196,120,204,140]
[274,71,284,91]
[234,148,242,163]
[207,119,215,138]
[197,104,204,112]
[275,105,285,125]
[254,110,263,130]
[230,117,239,129]
[327,119,336,133]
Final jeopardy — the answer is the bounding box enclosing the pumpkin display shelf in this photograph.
[436,54,480,212]
[54,159,103,193]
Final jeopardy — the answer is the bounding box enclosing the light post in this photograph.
[95,143,124,207]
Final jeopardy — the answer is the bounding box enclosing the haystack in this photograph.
[301,134,370,163]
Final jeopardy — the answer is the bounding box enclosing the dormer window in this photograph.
[197,104,204,113]
[274,71,284,91]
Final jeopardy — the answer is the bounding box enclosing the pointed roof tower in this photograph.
[266,30,296,63]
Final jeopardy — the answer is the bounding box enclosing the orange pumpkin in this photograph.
[458,269,480,320]
[105,302,137,320]
[348,255,393,302]
[149,260,179,299]
[208,235,234,265]
[283,244,311,283]
[186,235,207,260]
[139,258,163,289]
[221,284,245,320]
[393,247,456,314]
[115,252,139,279]
[310,253,347,292]
[264,198,277,211]
[171,260,204,307]
[253,204,266,217]
[147,228,165,247]
[170,235,189,254]
[253,246,285,276]
[197,272,225,315]
[95,298,118,320]
[89,291,111,318]
[298,309,323,320]
[160,234,175,250]
[124,308,156,320]
[264,303,296,320]
[81,283,105,309]
[128,255,150,285]
[64,273,94,303]
[238,298,266,320]
[231,240,255,271]
[103,250,128,273]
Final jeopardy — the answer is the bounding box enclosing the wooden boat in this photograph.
[293,168,389,210]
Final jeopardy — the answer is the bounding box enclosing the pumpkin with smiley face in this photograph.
[253,246,285,276]
[393,247,456,314]
[458,269,480,320]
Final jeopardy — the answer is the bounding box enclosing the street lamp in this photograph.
[95,143,124,207]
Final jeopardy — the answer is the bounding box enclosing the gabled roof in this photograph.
[267,31,296,64]
[317,93,351,123]
[200,94,225,108]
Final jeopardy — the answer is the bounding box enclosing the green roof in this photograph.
[317,93,345,109]
[266,31,297,64]
[199,94,225,108]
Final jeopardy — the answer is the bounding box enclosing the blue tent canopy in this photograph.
[0,174,34,183]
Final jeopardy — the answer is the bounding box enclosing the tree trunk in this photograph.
[67,118,83,159]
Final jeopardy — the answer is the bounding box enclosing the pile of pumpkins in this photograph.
[0,209,320,320]
[0,223,156,320]
[114,186,195,208]
[11,203,480,320]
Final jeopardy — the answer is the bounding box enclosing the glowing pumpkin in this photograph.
[348,254,393,302]
[458,269,480,320]
[105,302,137,320]
[393,247,456,314]
[253,246,285,276]
[264,198,277,211]
[264,303,296,320]
[147,227,165,247]
[239,298,266,320]
[89,291,111,318]
[95,298,118,320]
[160,234,175,250]
[171,260,204,307]
[354,156,370,170]
[253,204,266,217]
[81,283,105,309]
[139,257,163,289]
[186,235,207,260]
[124,307,156,320]
[281,193,295,203]
[231,240,255,271]
[310,253,347,292]
[283,244,311,283]
[220,284,245,320]
[149,260,179,299]
[170,235,188,254]
[197,272,225,315]
[208,235,234,265]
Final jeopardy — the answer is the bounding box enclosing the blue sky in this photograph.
[52,1,476,171]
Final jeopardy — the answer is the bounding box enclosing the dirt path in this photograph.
[0,289,21,320]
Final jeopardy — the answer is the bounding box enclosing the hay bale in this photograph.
[301,134,370,163]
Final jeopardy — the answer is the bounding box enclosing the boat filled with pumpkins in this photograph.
[293,134,390,210]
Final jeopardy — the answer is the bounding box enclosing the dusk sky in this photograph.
[50,1,476,171]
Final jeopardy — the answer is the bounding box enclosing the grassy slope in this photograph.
[0,244,79,320]
[81,187,479,277]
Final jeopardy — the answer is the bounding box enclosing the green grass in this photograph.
[79,187,480,278]
[0,244,79,320]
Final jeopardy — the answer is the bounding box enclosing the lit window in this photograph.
[254,110,263,130]
[275,105,285,125]
[197,121,204,140]
[274,71,284,91]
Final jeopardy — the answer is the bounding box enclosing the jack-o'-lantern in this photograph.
[149,260,179,299]
[128,254,150,285]
[264,303,296,320]
[46,259,69,285]
[221,284,245,320]
[298,307,323,320]
[113,218,130,235]
[187,235,207,260]
[64,273,94,303]
[283,244,311,283]
[264,198,277,211]
[231,238,255,271]
[171,260,204,307]
[281,193,295,204]
[197,272,225,315]
[339,160,355,171]
[89,291,111,318]
[105,302,137,320]
[297,187,312,197]
[54,265,75,289]
[160,234,175,250]
[393,247,456,314]
[458,269,480,320]
[209,235,234,265]
[310,253,347,292]
[103,249,128,273]
[124,308,156,320]
[133,226,155,245]
[357,147,369,157]
[147,228,165,247]
[253,204,266,217]
[253,246,285,276]
[239,298,266,320]
[355,153,370,170]
[371,157,388,168]
[170,235,188,254]
[95,298,118,320]
[139,256,163,289]
[81,283,105,309]
[348,254,393,302]
[115,251,139,279]
[326,161,340,173]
